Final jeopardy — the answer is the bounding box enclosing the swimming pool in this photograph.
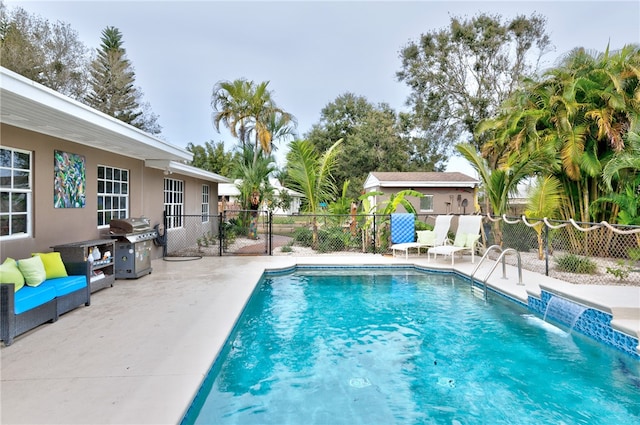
[182,267,640,424]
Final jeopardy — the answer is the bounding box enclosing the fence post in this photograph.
[372,214,377,254]
[162,210,168,258]
[218,212,223,257]
[268,211,273,256]
[544,222,549,276]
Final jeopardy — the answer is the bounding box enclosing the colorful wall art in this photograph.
[54,150,86,208]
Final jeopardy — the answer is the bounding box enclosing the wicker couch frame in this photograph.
[1,261,90,346]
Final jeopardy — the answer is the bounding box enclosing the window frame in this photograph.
[419,194,434,212]
[97,164,129,227]
[201,184,210,223]
[0,147,32,239]
[164,177,184,229]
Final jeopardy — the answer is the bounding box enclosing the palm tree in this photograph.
[477,44,640,223]
[264,109,298,153]
[231,145,276,238]
[286,138,343,246]
[233,146,276,211]
[457,142,550,245]
[525,175,566,259]
[457,143,547,217]
[211,79,296,165]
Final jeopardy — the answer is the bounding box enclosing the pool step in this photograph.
[471,285,485,299]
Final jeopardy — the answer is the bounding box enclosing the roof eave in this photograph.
[0,67,192,162]
[144,159,230,183]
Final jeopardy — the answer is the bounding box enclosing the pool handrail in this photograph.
[470,245,523,300]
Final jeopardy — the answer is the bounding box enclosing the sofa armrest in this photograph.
[64,261,90,278]
[63,261,91,307]
[1,283,16,345]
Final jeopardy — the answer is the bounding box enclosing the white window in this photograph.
[201,184,210,223]
[420,195,434,212]
[97,165,129,226]
[0,147,31,238]
[164,178,184,229]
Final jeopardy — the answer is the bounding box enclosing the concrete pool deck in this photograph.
[1,254,639,424]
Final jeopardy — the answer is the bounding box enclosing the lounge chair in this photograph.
[391,215,452,259]
[428,215,483,265]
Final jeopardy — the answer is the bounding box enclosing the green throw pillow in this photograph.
[0,258,25,292]
[33,252,68,279]
[18,256,47,287]
[465,234,481,248]
[417,230,436,245]
[453,233,468,247]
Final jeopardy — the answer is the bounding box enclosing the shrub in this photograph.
[280,245,293,253]
[554,253,597,274]
[292,227,313,247]
[316,228,346,253]
[415,221,433,231]
[221,220,238,249]
[606,260,633,281]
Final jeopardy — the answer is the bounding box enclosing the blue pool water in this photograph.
[182,268,640,424]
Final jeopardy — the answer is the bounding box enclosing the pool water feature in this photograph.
[543,294,588,333]
[182,268,640,424]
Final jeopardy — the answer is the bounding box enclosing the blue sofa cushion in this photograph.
[49,275,87,297]
[14,283,56,315]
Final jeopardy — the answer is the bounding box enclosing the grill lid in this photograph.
[109,217,151,234]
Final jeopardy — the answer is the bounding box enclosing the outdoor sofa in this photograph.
[0,253,90,346]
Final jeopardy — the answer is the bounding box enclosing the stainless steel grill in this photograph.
[109,217,157,279]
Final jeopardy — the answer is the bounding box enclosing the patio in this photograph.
[1,254,639,424]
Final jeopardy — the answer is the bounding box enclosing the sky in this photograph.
[5,0,640,176]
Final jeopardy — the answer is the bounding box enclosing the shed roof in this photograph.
[364,172,480,190]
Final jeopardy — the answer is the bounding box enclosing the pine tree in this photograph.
[85,26,160,134]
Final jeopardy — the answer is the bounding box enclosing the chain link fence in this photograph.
[269,213,445,255]
[484,216,640,286]
[164,211,270,257]
[163,214,220,257]
[163,211,639,286]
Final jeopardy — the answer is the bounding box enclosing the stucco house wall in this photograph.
[363,172,481,215]
[1,67,228,261]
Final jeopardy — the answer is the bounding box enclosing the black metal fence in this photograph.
[163,212,640,286]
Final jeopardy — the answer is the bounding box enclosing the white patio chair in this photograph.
[428,215,483,265]
[392,215,452,259]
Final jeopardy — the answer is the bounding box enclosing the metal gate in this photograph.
[163,211,273,257]
[220,209,272,256]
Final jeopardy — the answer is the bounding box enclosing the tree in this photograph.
[85,26,161,134]
[305,93,431,199]
[186,141,236,177]
[457,142,551,245]
[286,138,343,246]
[0,3,91,100]
[598,132,640,225]
[397,112,449,172]
[525,176,565,259]
[233,145,276,211]
[211,79,296,165]
[478,44,640,223]
[397,13,551,153]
